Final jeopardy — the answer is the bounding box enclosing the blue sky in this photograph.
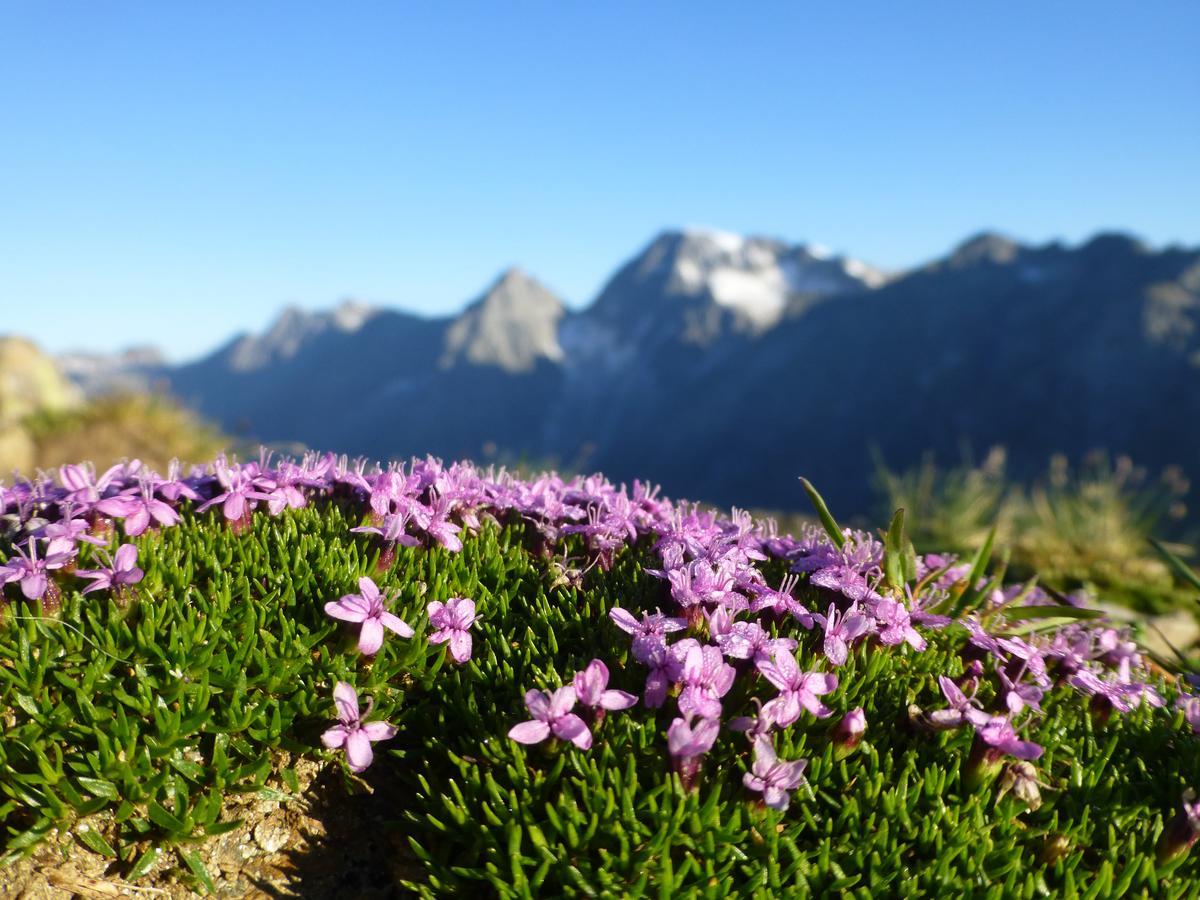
[3,2,1197,361]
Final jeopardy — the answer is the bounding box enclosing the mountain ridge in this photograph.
[49,227,1200,515]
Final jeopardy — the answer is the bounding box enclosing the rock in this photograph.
[254,816,290,853]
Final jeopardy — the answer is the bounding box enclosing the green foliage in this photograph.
[22,392,228,473]
[2,503,1199,896]
[876,449,1196,613]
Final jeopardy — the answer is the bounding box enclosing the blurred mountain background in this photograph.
[22,226,1197,514]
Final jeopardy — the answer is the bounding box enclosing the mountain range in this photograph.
[61,228,1200,516]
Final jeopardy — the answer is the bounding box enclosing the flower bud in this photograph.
[1041,833,1071,866]
[1157,790,1200,864]
[832,707,867,759]
[963,734,1005,791]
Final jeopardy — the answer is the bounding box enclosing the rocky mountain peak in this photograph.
[948,232,1022,267]
[440,268,566,373]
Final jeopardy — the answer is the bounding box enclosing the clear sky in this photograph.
[3,2,1197,361]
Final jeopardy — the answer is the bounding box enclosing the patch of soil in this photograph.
[0,753,421,898]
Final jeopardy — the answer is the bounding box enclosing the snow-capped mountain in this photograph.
[586,229,884,346]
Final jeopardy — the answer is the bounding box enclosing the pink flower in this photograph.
[76,544,144,594]
[667,714,720,759]
[743,736,808,810]
[573,659,637,710]
[427,597,478,664]
[93,478,180,537]
[667,714,720,789]
[508,686,592,749]
[814,602,872,667]
[677,644,737,719]
[1180,694,1200,735]
[0,539,72,601]
[325,576,414,655]
[756,650,838,726]
[321,682,397,773]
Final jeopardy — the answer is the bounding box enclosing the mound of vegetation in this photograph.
[1,453,1199,897]
[21,392,228,475]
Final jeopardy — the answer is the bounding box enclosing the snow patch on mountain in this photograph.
[666,229,884,329]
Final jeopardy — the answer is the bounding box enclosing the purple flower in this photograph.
[154,459,201,503]
[417,494,463,552]
[352,512,421,547]
[508,686,592,749]
[197,457,271,526]
[667,714,720,759]
[997,666,1044,716]
[38,510,106,547]
[756,650,838,726]
[1069,668,1163,716]
[325,576,415,655]
[0,539,72,601]
[427,597,478,664]
[76,544,144,594]
[321,682,397,773]
[1158,790,1200,863]
[743,736,808,810]
[57,462,124,508]
[832,707,867,759]
[94,477,179,537]
[814,602,872,667]
[928,675,992,730]
[667,713,720,790]
[609,606,686,663]
[715,620,797,665]
[1180,694,1200,735]
[639,641,672,708]
[872,598,926,651]
[677,644,737,719]
[730,698,776,740]
[975,715,1044,761]
[747,574,813,627]
[573,659,638,710]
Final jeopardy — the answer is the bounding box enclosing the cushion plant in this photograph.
[1,452,1198,897]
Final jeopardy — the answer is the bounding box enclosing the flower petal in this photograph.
[113,543,139,571]
[507,720,551,744]
[345,730,374,772]
[609,607,639,634]
[551,714,592,749]
[380,611,414,638]
[333,682,359,724]
[599,689,638,710]
[124,506,151,537]
[524,689,551,720]
[358,618,385,655]
[321,725,349,749]
[357,576,380,602]
[448,630,472,663]
[548,685,577,719]
[325,597,369,623]
[361,720,398,742]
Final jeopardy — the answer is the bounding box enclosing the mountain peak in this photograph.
[592,227,884,339]
[441,269,566,373]
[223,300,379,372]
[948,231,1022,267]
